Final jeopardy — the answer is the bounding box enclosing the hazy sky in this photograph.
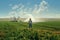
[0,0,60,18]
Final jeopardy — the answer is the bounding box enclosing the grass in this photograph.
[0,21,60,40]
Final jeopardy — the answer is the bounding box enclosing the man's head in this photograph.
[29,18,31,21]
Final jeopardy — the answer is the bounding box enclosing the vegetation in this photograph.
[0,21,60,40]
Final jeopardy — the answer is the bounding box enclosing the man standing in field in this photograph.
[29,18,32,29]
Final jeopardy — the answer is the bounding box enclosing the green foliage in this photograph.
[0,21,60,40]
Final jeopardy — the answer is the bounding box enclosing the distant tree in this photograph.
[12,16,17,22]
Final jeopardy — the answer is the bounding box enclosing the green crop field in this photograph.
[0,21,60,40]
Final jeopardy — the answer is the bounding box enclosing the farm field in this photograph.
[0,21,60,40]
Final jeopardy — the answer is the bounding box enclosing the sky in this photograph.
[0,0,60,18]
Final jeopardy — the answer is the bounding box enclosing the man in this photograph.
[29,18,32,28]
